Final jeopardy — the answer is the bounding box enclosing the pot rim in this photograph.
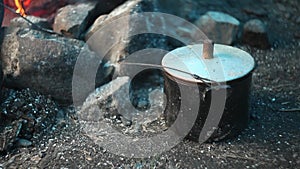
[163,68,255,86]
[162,44,256,83]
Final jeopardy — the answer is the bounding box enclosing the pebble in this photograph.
[284,13,291,19]
[31,155,41,164]
[195,11,240,45]
[244,19,267,33]
[277,3,286,11]
[53,2,97,38]
[134,123,142,133]
[17,139,32,147]
[242,19,270,49]
[296,16,300,24]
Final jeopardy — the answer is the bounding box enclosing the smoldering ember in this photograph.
[0,0,299,168]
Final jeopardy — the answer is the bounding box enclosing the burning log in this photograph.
[14,0,30,16]
[1,0,77,26]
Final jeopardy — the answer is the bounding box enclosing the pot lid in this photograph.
[162,43,255,83]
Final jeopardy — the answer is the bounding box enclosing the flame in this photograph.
[14,0,30,17]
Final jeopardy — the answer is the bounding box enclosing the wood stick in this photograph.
[202,39,214,59]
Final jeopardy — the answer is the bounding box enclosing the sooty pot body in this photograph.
[164,72,253,142]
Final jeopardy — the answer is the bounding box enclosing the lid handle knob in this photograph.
[202,39,214,59]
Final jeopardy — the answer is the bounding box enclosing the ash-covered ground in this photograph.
[0,0,300,168]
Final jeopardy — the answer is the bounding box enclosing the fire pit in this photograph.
[1,0,74,26]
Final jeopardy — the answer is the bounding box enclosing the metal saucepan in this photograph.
[162,41,255,142]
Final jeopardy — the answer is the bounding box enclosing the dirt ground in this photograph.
[0,0,300,168]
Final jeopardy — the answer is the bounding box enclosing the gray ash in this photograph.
[0,88,59,153]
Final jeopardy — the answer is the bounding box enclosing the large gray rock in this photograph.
[53,0,127,39]
[53,2,97,38]
[79,76,165,129]
[85,14,108,41]
[80,76,130,116]
[195,11,240,45]
[242,19,270,49]
[85,0,172,77]
[85,0,155,41]
[9,16,51,30]
[0,27,111,104]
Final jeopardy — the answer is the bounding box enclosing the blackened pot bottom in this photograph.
[163,72,253,142]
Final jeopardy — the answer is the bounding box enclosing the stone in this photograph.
[53,0,127,39]
[85,0,156,41]
[9,16,51,30]
[53,2,97,38]
[195,11,240,45]
[84,15,108,40]
[0,71,2,103]
[16,139,32,147]
[242,19,270,49]
[244,19,266,33]
[82,76,130,108]
[276,3,286,12]
[79,76,165,123]
[85,0,169,78]
[0,27,111,104]
[294,31,300,39]
[78,0,127,39]
[284,13,291,19]
[296,16,300,24]
[79,76,130,121]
